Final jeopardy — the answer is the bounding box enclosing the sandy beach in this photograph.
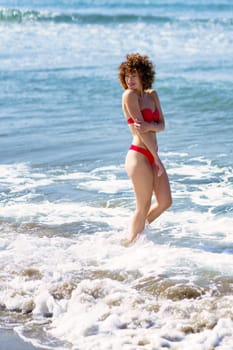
[0,329,42,350]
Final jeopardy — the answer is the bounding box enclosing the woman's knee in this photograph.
[161,196,172,211]
[145,200,152,214]
[136,199,151,217]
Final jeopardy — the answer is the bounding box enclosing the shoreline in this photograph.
[0,329,42,350]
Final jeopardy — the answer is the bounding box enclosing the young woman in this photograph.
[118,53,172,243]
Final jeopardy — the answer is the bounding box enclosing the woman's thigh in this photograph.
[126,151,154,208]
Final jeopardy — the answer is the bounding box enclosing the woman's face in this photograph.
[124,71,142,91]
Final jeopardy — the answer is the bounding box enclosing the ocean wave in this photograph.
[0,8,171,24]
[0,8,232,26]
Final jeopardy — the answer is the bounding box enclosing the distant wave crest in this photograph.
[0,8,170,24]
[0,8,232,26]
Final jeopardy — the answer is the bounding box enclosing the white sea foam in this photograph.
[1,212,233,349]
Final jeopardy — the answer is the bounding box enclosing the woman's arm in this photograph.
[123,89,157,155]
[134,90,165,134]
[134,120,163,133]
[123,90,163,176]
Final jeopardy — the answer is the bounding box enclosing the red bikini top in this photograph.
[127,108,160,124]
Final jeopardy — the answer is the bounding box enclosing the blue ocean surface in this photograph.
[0,1,233,349]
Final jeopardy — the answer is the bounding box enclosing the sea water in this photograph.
[0,0,233,349]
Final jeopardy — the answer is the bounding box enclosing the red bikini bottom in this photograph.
[129,144,154,165]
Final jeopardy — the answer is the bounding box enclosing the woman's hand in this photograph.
[134,119,158,133]
[154,156,164,177]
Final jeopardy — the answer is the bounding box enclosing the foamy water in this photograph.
[0,157,232,349]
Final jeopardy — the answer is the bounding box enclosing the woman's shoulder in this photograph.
[122,89,138,102]
[146,88,158,96]
[122,89,137,97]
[146,89,159,103]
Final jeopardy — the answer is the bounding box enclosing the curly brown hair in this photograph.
[118,53,155,90]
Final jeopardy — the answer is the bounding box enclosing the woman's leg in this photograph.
[126,151,154,242]
[147,162,172,224]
